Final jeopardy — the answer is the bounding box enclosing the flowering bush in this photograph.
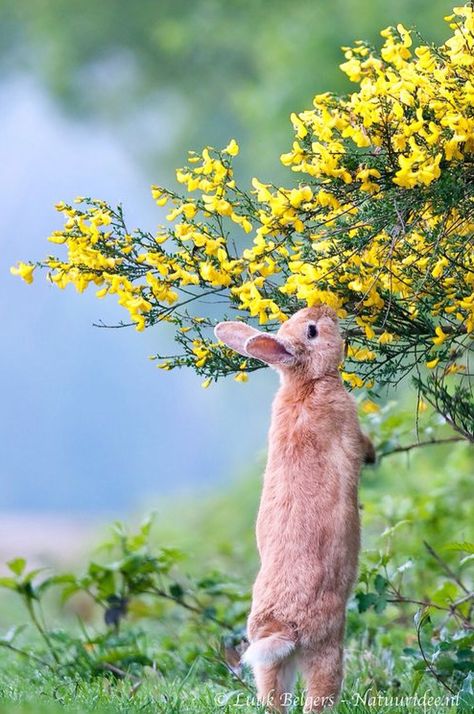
[12,5,473,440]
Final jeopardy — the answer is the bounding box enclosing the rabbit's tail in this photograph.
[242,632,296,667]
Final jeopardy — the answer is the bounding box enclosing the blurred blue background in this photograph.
[0,0,451,519]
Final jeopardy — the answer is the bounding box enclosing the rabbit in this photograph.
[214,305,375,712]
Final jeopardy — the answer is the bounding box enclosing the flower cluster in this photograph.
[12,6,474,439]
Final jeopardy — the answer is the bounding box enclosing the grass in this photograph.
[0,645,462,714]
[0,435,471,713]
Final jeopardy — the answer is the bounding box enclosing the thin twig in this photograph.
[100,662,141,684]
[147,588,234,631]
[378,436,465,460]
[423,542,470,595]
[416,610,456,696]
[0,641,52,669]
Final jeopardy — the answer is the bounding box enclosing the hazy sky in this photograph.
[1,76,274,515]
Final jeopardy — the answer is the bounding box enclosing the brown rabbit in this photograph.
[215,306,375,712]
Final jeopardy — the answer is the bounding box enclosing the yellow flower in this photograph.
[393,155,418,189]
[361,399,380,414]
[432,326,448,346]
[10,262,35,284]
[12,7,474,400]
[445,363,464,375]
[192,340,210,368]
[223,139,239,156]
[341,372,364,389]
[251,177,272,201]
[340,56,363,83]
[201,378,212,388]
[290,112,308,139]
[151,186,168,207]
[432,257,449,278]
[234,371,249,383]
[417,398,428,413]
[157,361,171,370]
[378,332,394,344]
[347,345,376,361]
[182,203,197,220]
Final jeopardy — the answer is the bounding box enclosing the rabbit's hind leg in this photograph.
[253,654,297,713]
[300,643,343,712]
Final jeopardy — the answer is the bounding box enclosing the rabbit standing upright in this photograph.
[215,306,375,712]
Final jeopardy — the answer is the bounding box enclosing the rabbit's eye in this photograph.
[307,323,318,339]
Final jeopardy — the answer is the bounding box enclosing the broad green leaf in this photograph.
[454,632,474,648]
[431,581,458,606]
[413,660,428,671]
[432,654,455,675]
[355,591,378,613]
[374,574,388,594]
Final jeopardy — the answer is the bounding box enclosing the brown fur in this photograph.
[215,306,374,712]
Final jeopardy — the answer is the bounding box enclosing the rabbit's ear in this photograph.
[245,333,295,366]
[214,321,260,357]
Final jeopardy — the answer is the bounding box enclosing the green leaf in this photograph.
[60,583,82,603]
[127,513,156,551]
[454,633,474,649]
[96,571,116,599]
[7,558,26,577]
[443,541,474,554]
[413,660,428,671]
[457,661,474,673]
[431,581,458,606]
[456,648,474,661]
[374,574,388,594]
[438,640,453,652]
[37,573,78,594]
[88,562,112,578]
[169,583,184,599]
[22,568,45,584]
[355,591,378,613]
[433,654,455,675]
[0,577,18,591]
[87,562,116,598]
[160,547,186,562]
